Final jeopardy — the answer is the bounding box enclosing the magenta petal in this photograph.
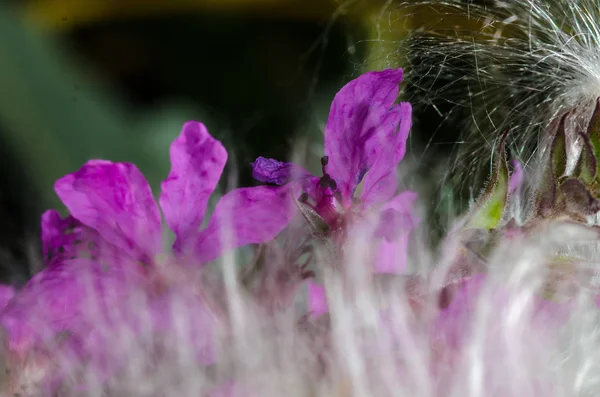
[324,68,406,202]
[191,186,294,264]
[54,160,162,262]
[360,102,412,206]
[159,122,227,246]
[41,210,82,265]
[41,210,72,258]
[0,258,144,353]
[373,191,418,274]
[433,275,570,352]
[509,160,524,194]
[68,286,218,387]
[307,281,329,317]
[210,381,249,397]
[374,237,410,274]
[40,210,107,267]
[374,191,418,239]
[0,285,14,310]
[433,274,487,349]
[148,290,217,364]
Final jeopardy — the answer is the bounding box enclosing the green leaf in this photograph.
[551,113,568,178]
[535,113,569,217]
[560,177,600,217]
[466,131,510,230]
[586,98,600,178]
[575,133,597,185]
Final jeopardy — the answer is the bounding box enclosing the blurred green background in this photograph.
[0,0,482,284]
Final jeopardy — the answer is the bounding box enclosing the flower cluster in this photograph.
[0,121,295,394]
[0,69,599,396]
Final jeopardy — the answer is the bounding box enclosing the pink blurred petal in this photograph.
[373,191,418,274]
[0,258,145,353]
[0,285,14,310]
[147,289,217,364]
[509,160,524,194]
[433,274,572,352]
[432,274,487,350]
[307,281,329,317]
[210,381,251,397]
[374,236,410,274]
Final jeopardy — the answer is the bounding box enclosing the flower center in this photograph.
[299,156,344,230]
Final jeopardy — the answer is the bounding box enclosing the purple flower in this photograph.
[252,69,417,314]
[52,121,294,265]
[253,69,415,265]
[0,121,295,389]
[1,259,144,350]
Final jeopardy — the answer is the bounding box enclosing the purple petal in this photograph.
[54,160,161,263]
[210,381,250,397]
[254,243,311,313]
[0,261,218,392]
[41,210,80,265]
[251,156,310,185]
[430,275,571,391]
[0,258,145,353]
[159,122,227,247]
[374,237,411,274]
[324,69,406,203]
[189,186,294,264]
[40,210,107,267]
[373,191,418,274]
[376,191,418,233]
[433,275,570,351]
[509,160,524,194]
[307,281,329,317]
[432,274,487,349]
[71,285,218,385]
[359,102,412,206]
[0,285,15,310]
[147,290,217,364]
[41,210,72,258]
[374,207,415,242]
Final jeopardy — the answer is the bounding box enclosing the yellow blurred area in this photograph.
[24,0,485,26]
[23,0,411,71]
[25,0,343,28]
[23,0,495,71]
